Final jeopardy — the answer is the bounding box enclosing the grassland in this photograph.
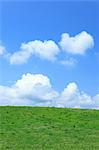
[0,106,99,150]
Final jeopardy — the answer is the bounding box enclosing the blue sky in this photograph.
[0,0,99,108]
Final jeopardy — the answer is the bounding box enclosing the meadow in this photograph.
[0,106,99,150]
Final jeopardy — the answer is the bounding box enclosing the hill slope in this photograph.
[0,106,99,150]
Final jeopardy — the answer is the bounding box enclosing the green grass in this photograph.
[0,106,99,150]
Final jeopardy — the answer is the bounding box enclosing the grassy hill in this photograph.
[0,106,99,150]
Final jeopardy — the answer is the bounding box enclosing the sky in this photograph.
[0,0,99,108]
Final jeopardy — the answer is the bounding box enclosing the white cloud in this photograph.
[0,73,98,109]
[0,44,5,56]
[60,57,77,67]
[3,31,94,65]
[59,31,94,55]
[56,82,99,109]
[10,40,60,64]
[0,73,58,106]
[92,94,99,109]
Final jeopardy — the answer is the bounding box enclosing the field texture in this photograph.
[0,106,99,150]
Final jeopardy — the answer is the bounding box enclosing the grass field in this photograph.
[0,106,99,150]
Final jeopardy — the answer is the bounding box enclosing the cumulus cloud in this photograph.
[0,73,98,109]
[55,82,98,109]
[0,73,58,106]
[10,40,60,64]
[0,44,6,56]
[59,31,94,55]
[92,94,99,109]
[2,31,94,65]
